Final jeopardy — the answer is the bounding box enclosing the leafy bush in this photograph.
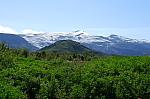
[1,46,150,98]
[0,81,26,99]
[0,43,14,69]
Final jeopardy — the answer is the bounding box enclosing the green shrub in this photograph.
[0,43,14,69]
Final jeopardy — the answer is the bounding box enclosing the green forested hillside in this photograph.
[0,43,150,99]
[40,40,93,53]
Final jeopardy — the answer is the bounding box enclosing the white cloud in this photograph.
[1,25,150,40]
[0,25,44,34]
[86,27,150,40]
[0,25,17,34]
[22,29,44,34]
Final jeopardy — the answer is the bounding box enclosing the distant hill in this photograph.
[0,33,38,51]
[40,40,99,54]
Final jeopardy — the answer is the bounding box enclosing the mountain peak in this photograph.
[109,34,119,37]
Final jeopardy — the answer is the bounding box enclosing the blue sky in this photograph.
[0,0,150,40]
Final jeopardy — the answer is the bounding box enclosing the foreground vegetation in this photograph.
[0,43,150,98]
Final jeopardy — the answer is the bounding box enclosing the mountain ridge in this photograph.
[0,33,38,51]
[20,31,150,56]
[1,31,150,56]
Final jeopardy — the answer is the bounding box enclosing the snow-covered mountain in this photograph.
[19,31,150,56]
[19,31,90,48]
